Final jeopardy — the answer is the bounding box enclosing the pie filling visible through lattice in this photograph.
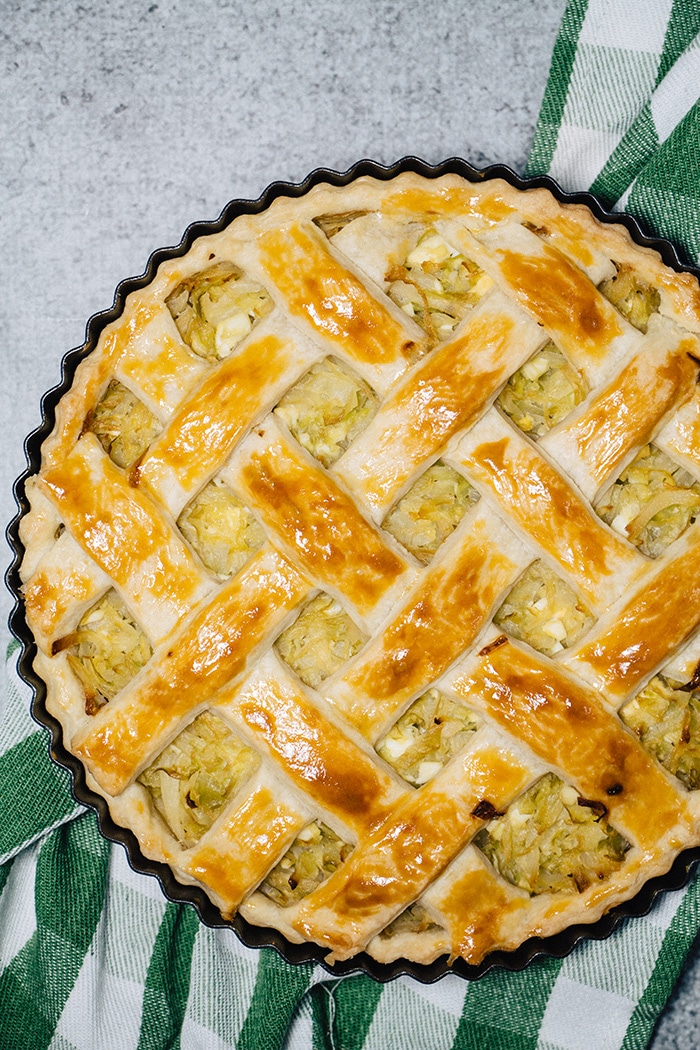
[19,173,700,968]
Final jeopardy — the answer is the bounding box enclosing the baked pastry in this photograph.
[18,170,700,970]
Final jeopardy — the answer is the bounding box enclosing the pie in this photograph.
[18,169,700,970]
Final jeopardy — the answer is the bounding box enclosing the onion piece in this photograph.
[626,487,700,539]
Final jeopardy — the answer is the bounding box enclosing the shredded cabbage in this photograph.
[59,590,152,715]
[382,460,478,563]
[621,675,700,790]
[494,560,594,656]
[380,902,441,938]
[138,711,259,847]
[178,479,265,578]
[474,773,630,895]
[274,357,378,468]
[166,262,273,362]
[377,688,478,786]
[599,263,660,332]
[313,210,370,238]
[259,821,353,906]
[275,593,365,688]
[596,444,700,558]
[496,343,587,438]
[386,228,491,346]
[89,378,161,469]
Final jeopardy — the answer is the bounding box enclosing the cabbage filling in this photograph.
[382,460,478,563]
[259,821,353,907]
[496,343,588,438]
[54,590,152,715]
[138,712,259,848]
[377,688,478,786]
[88,378,162,469]
[386,229,491,346]
[313,210,370,238]
[599,263,660,332]
[474,773,630,895]
[273,357,378,468]
[380,902,442,939]
[596,444,700,558]
[493,560,595,657]
[165,262,273,362]
[621,675,700,790]
[178,479,265,578]
[275,593,366,689]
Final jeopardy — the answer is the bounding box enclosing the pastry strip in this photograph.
[541,327,700,499]
[293,738,531,961]
[39,434,213,642]
[436,215,613,288]
[184,780,309,917]
[115,301,208,415]
[563,526,700,701]
[39,308,152,470]
[23,532,110,651]
[455,410,644,610]
[425,850,530,965]
[232,427,408,616]
[331,507,530,739]
[334,290,545,514]
[135,330,314,514]
[327,212,427,289]
[657,387,700,475]
[472,222,638,384]
[450,637,691,849]
[256,222,422,378]
[217,663,404,835]
[73,547,310,794]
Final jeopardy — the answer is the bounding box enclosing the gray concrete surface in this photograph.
[1,1,697,1045]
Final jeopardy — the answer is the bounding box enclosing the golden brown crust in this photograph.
[20,171,700,970]
[334,290,544,512]
[293,740,532,960]
[136,332,294,507]
[565,528,700,700]
[542,328,700,499]
[333,508,529,739]
[452,640,691,848]
[475,225,630,376]
[257,222,424,370]
[455,411,646,612]
[73,547,310,795]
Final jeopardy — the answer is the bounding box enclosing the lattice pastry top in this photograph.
[19,172,700,969]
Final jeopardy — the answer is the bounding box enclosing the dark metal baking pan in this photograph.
[7,156,700,983]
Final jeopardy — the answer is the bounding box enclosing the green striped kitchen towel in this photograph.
[526,0,700,264]
[3,1,700,1045]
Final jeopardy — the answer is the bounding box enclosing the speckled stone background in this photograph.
[1,1,697,1045]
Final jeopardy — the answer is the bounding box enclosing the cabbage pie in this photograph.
[19,172,700,968]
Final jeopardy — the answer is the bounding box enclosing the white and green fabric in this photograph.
[3,2,700,1045]
[527,0,700,264]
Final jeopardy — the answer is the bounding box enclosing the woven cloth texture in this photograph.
[526,0,700,265]
[3,1,700,1046]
